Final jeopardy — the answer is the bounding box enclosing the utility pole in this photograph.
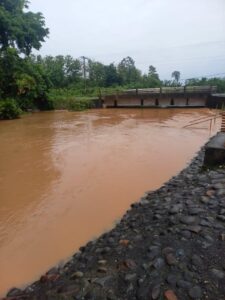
[81,56,88,94]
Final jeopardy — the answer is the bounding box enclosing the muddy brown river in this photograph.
[0,108,220,296]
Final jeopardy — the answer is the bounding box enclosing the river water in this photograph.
[0,108,220,296]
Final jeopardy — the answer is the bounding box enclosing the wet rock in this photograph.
[123,259,137,270]
[6,288,23,297]
[94,276,113,287]
[177,280,192,289]
[202,234,214,243]
[40,273,60,283]
[217,189,225,196]
[125,273,137,282]
[98,260,107,265]
[219,233,225,241]
[169,204,183,214]
[70,271,84,279]
[187,225,202,233]
[58,284,80,295]
[176,248,185,258]
[199,220,211,227]
[164,289,178,300]
[201,196,209,204]
[211,268,225,279]
[152,257,165,270]
[188,286,202,299]
[162,247,174,255]
[217,215,225,222]
[98,267,107,273]
[165,253,177,265]
[206,190,215,197]
[151,285,160,299]
[119,239,130,246]
[181,230,192,238]
[166,274,177,287]
[191,255,203,268]
[180,215,197,224]
[188,207,204,215]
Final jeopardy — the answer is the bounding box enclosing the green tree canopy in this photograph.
[171,71,181,84]
[0,0,49,55]
[118,56,141,85]
[148,65,159,80]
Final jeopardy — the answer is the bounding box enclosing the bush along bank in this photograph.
[0,99,22,120]
[4,145,225,300]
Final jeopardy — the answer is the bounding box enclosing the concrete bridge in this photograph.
[102,86,218,108]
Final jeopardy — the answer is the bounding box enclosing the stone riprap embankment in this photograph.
[4,147,225,300]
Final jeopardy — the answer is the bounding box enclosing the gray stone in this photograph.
[153,257,165,270]
[181,230,192,238]
[200,220,212,227]
[187,225,202,233]
[162,247,174,255]
[177,280,192,289]
[169,204,183,214]
[71,271,84,279]
[165,253,177,265]
[125,273,137,282]
[217,189,225,196]
[166,274,177,287]
[201,196,209,204]
[151,285,161,299]
[217,215,225,222]
[180,216,197,224]
[188,207,203,215]
[213,183,225,190]
[98,267,107,273]
[188,286,202,299]
[211,268,225,279]
[7,288,23,297]
[192,255,203,267]
[94,276,113,288]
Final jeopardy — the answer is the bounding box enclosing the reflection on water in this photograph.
[0,108,220,295]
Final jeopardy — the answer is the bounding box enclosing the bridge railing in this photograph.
[123,86,217,95]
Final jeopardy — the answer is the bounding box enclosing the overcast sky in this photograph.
[29,0,225,80]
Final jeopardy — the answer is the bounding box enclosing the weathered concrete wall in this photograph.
[117,98,140,107]
[204,132,225,166]
[207,95,225,108]
[103,94,207,108]
[143,99,156,106]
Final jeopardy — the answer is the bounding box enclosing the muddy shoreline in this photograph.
[3,143,225,300]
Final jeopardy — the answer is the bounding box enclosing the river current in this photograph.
[0,108,220,295]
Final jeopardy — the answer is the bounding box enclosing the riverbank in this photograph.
[4,142,225,300]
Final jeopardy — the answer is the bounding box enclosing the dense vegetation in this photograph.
[0,1,225,119]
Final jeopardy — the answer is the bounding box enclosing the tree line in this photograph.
[0,0,225,119]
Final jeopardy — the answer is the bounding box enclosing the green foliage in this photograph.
[67,98,96,111]
[118,56,141,85]
[171,71,181,84]
[0,0,49,55]
[0,49,52,110]
[186,77,225,93]
[0,99,22,119]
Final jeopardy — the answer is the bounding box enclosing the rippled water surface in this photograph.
[0,108,220,295]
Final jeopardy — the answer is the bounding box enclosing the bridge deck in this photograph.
[102,86,217,108]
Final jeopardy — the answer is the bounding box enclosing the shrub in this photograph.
[67,98,95,111]
[0,99,22,120]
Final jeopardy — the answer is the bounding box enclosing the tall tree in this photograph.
[0,0,49,55]
[104,63,121,87]
[118,56,141,85]
[147,65,161,87]
[148,65,159,80]
[88,60,105,87]
[171,71,181,84]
